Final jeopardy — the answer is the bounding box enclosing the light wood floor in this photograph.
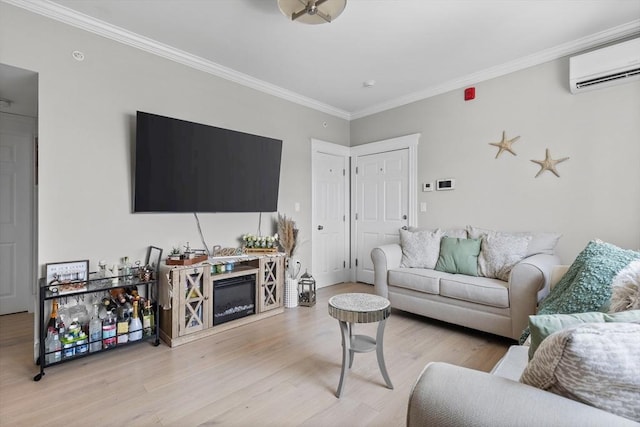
[0,283,511,427]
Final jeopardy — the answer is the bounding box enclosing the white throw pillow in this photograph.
[609,259,640,312]
[520,322,640,422]
[467,227,531,280]
[399,228,443,269]
[467,226,560,257]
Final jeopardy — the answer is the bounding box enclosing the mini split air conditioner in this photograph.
[569,37,640,94]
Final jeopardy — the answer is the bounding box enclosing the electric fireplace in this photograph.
[212,274,256,325]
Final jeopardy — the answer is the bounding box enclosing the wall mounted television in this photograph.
[134,111,282,213]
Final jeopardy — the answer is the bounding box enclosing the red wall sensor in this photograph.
[464,87,475,101]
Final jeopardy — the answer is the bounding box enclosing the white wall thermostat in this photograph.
[436,178,456,191]
[422,182,433,192]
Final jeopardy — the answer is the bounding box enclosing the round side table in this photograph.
[328,292,393,398]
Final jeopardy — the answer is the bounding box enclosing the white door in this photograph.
[312,141,349,288]
[0,113,35,314]
[355,149,409,284]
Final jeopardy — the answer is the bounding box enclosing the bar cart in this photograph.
[33,247,162,381]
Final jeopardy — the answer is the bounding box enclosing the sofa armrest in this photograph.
[407,362,637,427]
[371,244,402,298]
[508,253,560,339]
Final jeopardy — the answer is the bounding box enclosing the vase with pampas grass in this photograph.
[277,214,301,281]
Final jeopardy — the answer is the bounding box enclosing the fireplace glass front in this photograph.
[213,274,256,325]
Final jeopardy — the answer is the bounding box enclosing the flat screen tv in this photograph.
[134,111,282,213]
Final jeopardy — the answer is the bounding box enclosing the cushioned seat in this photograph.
[440,275,510,308]
[388,268,447,294]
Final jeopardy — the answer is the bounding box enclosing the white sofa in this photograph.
[407,266,639,426]
[371,230,560,340]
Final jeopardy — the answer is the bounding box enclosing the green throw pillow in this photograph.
[527,310,640,360]
[434,237,480,276]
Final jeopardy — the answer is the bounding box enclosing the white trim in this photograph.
[3,0,638,121]
[4,0,350,120]
[351,21,640,119]
[311,139,351,287]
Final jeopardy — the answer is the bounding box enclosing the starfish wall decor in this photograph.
[531,148,570,178]
[489,131,520,158]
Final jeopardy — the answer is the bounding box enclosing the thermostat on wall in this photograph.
[436,178,456,191]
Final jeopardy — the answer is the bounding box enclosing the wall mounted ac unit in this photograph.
[569,37,640,94]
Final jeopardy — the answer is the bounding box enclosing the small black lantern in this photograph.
[298,269,316,307]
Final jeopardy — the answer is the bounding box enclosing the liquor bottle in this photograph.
[129,301,143,341]
[47,299,59,330]
[120,256,132,283]
[89,302,102,353]
[46,328,62,364]
[102,310,117,349]
[142,300,152,336]
[116,306,129,345]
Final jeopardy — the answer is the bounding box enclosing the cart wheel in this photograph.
[33,373,43,382]
[153,339,160,347]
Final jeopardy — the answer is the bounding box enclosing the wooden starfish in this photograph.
[531,148,570,178]
[489,131,520,158]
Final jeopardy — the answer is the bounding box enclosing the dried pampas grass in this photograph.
[277,214,298,257]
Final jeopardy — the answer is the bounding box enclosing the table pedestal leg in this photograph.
[336,320,350,398]
[376,319,393,389]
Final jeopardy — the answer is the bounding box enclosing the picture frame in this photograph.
[45,260,89,285]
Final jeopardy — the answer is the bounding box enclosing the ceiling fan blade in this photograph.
[291,7,308,20]
[316,9,332,23]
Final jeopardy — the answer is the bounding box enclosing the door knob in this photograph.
[402,215,407,220]
[402,226,408,230]
[317,225,324,230]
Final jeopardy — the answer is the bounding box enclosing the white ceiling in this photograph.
[4,0,640,119]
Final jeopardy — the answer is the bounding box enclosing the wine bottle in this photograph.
[129,301,143,341]
[47,299,59,330]
[142,300,152,336]
[116,306,129,345]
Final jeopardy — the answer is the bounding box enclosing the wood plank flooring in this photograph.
[0,283,511,426]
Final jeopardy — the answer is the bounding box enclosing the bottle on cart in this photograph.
[129,300,143,341]
[116,306,129,345]
[47,299,59,330]
[120,256,132,282]
[102,310,117,349]
[45,327,62,364]
[89,302,102,353]
[142,299,153,336]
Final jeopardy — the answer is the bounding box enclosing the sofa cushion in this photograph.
[520,322,640,422]
[491,345,529,381]
[388,268,445,294]
[520,239,640,343]
[527,310,640,360]
[478,232,532,281]
[400,228,443,269]
[467,226,561,257]
[435,237,481,276]
[440,275,510,308]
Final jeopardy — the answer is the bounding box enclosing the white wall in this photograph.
[0,4,350,275]
[351,58,640,263]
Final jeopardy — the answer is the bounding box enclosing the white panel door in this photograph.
[355,149,409,283]
[0,114,35,314]
[312,150,348,287]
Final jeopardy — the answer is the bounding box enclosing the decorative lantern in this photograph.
[298,269,316,307]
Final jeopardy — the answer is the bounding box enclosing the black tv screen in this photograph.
[134,111,282,213]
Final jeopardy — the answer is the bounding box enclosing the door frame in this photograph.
[311,139,350,288]
[350,133,419,282]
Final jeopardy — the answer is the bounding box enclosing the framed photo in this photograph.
[45,260,89,285]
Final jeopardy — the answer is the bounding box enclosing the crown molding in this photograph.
[4,0,638,122]
[350,20,640,120]
[2,0,352,120]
